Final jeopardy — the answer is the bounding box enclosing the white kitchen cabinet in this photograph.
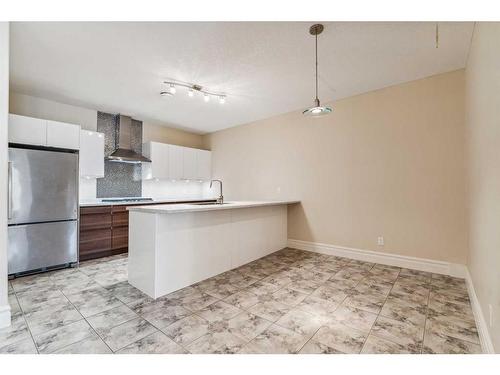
[8,114,47,146]
[142,141,169,180]
[142,141,211,181]
[168,144,184,180]
[196,149,212,180]
[47,120,80,150]
[8,114,81,150]
[79,130,105,178]
[182,147,197,180]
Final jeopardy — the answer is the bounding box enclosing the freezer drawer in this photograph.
[8,147,78,225]
[8,221,78,275]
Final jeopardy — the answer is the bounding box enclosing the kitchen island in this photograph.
[78,198,216,261]
[127,200,299,299]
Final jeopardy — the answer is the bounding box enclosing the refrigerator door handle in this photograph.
[8,161,13,220]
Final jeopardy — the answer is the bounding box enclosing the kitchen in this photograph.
[0,16,499,363]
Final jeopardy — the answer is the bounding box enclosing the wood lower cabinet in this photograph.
[79,200,214,261]
[79,205,115,261]
[79,205,130,261]
[111,206,129,251]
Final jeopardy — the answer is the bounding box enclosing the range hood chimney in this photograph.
[106,115,151,163]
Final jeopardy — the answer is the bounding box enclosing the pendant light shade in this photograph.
[303,24,332,117]
[303,98,332,117]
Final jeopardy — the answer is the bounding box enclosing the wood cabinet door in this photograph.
[79,206,112,261]
[79,228,112,258]
[111,205,129,250]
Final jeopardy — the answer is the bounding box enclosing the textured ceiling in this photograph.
[10,22,473,134]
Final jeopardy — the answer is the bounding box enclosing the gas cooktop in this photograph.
[101,197,154,203]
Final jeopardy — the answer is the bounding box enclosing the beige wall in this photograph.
[206,70,467,264]
[9,92,204,149]
[465,23,500,352]
[142,121,205,149]
[9,92,98,131]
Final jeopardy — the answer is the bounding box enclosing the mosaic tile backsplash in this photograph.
[96,111,142,198]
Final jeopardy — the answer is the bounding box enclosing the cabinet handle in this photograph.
[8,161,13,220]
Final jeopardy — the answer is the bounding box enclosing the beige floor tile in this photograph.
[1,249,481,355]
[331,304,378,334]
[275,308,325,337]
[87,304,138,336]
[310,322,367,354]
[117,331,186,354]
[248,300,291,322]
[54,335,112,354]
[187,331,247,354]
[422,330,482,354]
[224,290,261,310]
[241,324,308,354]
[361,334,416,354]
[161,314,210,346]
[100,317,157,352]
[371,316,424,353]
[34,320,96,354]
[227,312,272,341]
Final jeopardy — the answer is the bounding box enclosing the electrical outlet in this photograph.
[276,187,281,194]
[377,236,384,246]
[489,304,493,327]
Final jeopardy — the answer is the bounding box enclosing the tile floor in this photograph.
[0,248,481,354]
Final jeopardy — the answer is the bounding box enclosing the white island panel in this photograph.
[128,202,293,299]
[155,209,234,297]
[127,212,158,296]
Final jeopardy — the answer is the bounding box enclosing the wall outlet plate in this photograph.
[377,236,384,246]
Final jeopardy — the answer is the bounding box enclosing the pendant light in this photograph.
[303,24,332,117]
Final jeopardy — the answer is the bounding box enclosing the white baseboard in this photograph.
[287,239,466,277]
[464,270,495,354]
[0,304,11,328]
[287,238,495,353]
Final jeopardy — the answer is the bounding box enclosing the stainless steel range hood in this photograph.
[106,115,151,163]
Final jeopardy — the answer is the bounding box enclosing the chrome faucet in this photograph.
[210,179,223,204]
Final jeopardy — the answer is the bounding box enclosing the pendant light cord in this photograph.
[315,33,318,101]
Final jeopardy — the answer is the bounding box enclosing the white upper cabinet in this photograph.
[8,114,81,150]
[142,142,169,180]
[168,144,184,180]
[182,147,197,180]
[196,149,212,180]
[142,141,212,181]
[8,114,47,146]
[47,120,80,150]
[79,130,105,178]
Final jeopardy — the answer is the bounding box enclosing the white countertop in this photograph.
[79,197,216,207]
[127,200,300,214]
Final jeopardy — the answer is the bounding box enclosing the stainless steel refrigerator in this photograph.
[8,146,79,276]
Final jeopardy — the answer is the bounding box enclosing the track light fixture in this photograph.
[161,80,227,104]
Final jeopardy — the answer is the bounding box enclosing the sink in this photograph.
[191,202,231,206]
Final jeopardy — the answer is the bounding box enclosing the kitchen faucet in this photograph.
[210,179,223,204]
